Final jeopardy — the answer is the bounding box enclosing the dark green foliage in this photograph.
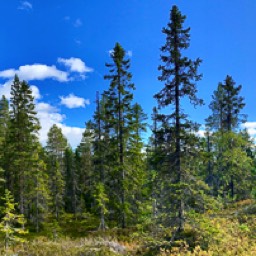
[46,124,67,221]
[64,147,78,214]
[0,5,255,253]
[205,76,249,200]
[104,42,136,228]
[0,95,9,147]
[206,75,246,132]
[3,75,45,227]
[75,121,94,214]
[154,5,204,232]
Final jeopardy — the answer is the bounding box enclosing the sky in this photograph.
[0,0,256,147]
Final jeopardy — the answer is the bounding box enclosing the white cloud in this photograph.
[126,50,133,57]
[74,18,82,27]
[58,57,93,73]
[0,58,93,84]
[0,80,12,99]
[241,122,256,136]
[60,93,90,109]
[64,16,70,21]
[36,101,84,148]
[57,124,84,147]
[30,85,41,100]
[195,122,256,139]
[196,130,207,137]
[18,1,32,10]
[108,49,133,58]
[0,64,69,82]
[241,122,256,129]
[108,49,114,56]
[0,69,16,78]
[0,81,41,101]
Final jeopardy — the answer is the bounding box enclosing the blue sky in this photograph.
[0,0,256,147]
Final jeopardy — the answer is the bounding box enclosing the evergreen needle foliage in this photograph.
[0,4,255,255]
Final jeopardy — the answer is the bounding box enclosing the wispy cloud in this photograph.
[58,57,93,73]
[60,93,90,109]
[74,18,82,27]
[64,16,71,21]
[108,49,114,56]
[126,50,133,57]
[18,1,33,11]
[108,49,133,58]
[75,39,82,45]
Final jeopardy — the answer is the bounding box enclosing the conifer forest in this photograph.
[0,4,256,256]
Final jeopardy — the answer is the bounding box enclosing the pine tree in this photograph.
[154,5,203,232]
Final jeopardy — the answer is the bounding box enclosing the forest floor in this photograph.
[0,200,256,256]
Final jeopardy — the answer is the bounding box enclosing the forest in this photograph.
[0,4,256,256]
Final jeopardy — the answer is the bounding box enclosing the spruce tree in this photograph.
[29,144,49,232]
[0,189,27,252]
[75,121,94,214]
[4,75,42,223]
[64,147,78,214]
[206,75,246,132]
[206,76,247,199]
[126,103,148,224]
[0,96,9,195]
[210,131,253,200]
[104,42,135,228]
[46,124,67,221]
[0,95,9,147]
[154,5,203,232]
[91,92,109,230]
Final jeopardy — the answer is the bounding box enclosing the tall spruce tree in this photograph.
[104,42,139,228]
[91,92,109,230]
[4,75,42,222]
[154,5,203,232]
[46,124,67,221]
